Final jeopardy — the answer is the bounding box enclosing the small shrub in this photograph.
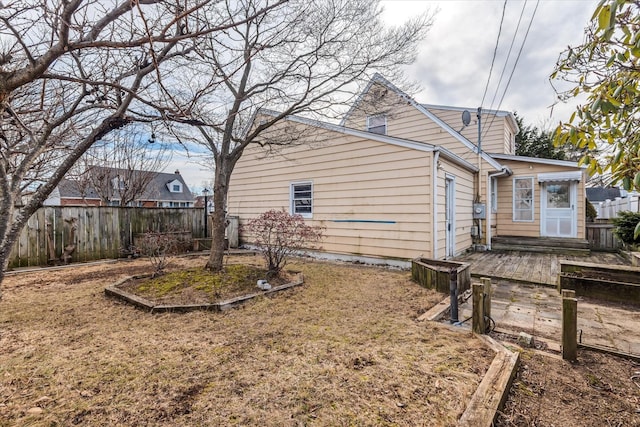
[138,231,182,277]
[612,211,640,246]
[585,197,597,222]
[245,209,324,277]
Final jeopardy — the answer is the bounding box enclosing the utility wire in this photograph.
[480,0,508,109]
[483,0,541,142]
[482,0,530,143]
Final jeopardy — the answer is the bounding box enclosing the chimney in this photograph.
[174,169,180,174]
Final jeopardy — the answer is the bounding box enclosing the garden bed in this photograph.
[411,257,471,294]
[105,269,303,313]
[558,261,640,306]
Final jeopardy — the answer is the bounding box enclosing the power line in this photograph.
[480,0,508,109]
[482,0,530,142]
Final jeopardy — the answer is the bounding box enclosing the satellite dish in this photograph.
[462,110,471,127]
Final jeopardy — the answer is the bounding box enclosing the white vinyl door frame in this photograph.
[540,181,577,238]
[445,174,456,258]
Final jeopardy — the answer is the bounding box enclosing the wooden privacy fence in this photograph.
[585,222,622,252]
[9,206,208,268]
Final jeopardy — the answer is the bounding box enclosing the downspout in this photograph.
[432,150,440,259]
[486,167,511,250]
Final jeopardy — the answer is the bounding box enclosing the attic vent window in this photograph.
[366,115,387,135]
[167,180,183,193]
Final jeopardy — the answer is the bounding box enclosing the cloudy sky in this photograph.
[175,0,598,191]
[381,0,597,126]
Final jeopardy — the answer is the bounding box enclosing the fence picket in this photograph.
[8,207,209,268]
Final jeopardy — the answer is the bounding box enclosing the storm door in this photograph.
[541,181,576,238]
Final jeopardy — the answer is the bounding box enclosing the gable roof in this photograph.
[259,108,479,173]
[340,74,505,171]
[57,178,101,199]
[61,167,194,203]
[421,103,519,134]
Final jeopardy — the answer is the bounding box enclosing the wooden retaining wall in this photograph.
[411,258,471,294]
[8,207,208,268]
[558,261,640,306]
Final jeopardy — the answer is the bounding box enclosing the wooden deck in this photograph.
[453,251,631,286]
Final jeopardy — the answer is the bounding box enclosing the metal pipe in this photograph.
[450,267,459,323]
[486,167,511,249]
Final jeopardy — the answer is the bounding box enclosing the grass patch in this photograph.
[120,263,293,305]
[0,255,493,426]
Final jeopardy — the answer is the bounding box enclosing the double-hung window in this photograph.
[366,115,387,135]
[513,177,534,222]
[290,182,313,218]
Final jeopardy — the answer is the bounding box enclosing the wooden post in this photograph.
[562,296,578,361]
[472,283,485,334]
[561,289,576,299]
[481,277,491,320]
[450,268,459,323]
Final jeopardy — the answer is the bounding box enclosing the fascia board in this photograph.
[490,153,585,168]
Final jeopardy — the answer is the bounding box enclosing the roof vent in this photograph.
[174,169,180,174]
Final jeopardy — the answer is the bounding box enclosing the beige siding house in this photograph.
[228,74,586,263]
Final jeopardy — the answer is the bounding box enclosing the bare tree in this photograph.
[77,129,170,206]
[0,0,282,293]
[168,0,434,271]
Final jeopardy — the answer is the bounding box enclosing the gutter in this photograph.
[486,167,512,250]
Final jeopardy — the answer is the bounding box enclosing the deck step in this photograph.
[491,236,590,256]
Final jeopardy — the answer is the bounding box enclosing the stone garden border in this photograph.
[105,272,304,313]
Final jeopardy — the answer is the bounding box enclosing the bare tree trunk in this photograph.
[206,160,233,271]
[0,244,9,300]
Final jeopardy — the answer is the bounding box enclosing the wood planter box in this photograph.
[558,261,640,306]
[411,258,471,294]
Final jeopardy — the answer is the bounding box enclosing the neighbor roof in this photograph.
[57,178,101,199]
[586,187,621,202]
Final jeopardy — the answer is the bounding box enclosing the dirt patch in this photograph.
[495,349,640,426]
[0,255,493,426]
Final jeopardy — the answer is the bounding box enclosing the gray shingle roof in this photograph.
[59,168,194,203]
[586,187,621,202]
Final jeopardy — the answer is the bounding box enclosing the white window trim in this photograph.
[512,176,535,222]
[366,114,387,135]
[167,180,183,193]
[290,181,313,219]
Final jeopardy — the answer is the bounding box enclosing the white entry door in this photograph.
[445,176,455,257]
[541,182,576,237]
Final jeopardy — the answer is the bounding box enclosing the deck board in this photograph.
[454,251,631,286]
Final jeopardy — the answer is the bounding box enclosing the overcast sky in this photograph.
[381,0,597,127]
[176,0,598,191]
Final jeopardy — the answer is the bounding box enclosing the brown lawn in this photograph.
[0,255,493,426]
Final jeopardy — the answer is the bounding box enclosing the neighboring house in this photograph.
[44,169,195,207]
[45,179,103,206]
[227,74,586,261]
[586,187,621,204]
[194,195,214,213]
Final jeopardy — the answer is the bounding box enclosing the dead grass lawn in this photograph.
[0,255,493,426]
